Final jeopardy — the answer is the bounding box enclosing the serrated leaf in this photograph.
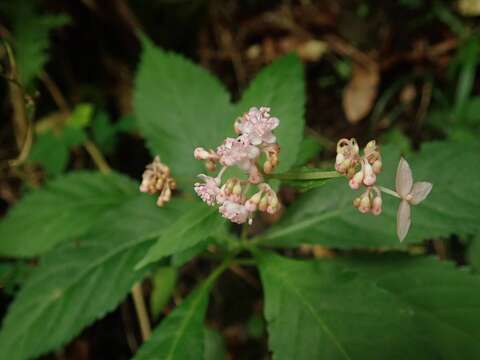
[257,251,480,360]
[294,136,322,166]
[9,0,69,86]
[263,141,480,248]
[29,131,69,176]
[236,55,305,173]
[257,251,415,360]
[136,203,225,269]
[0,196,191,360]
[133,263,225,360]
[0,171,138,257]
[134,36,234,188]
[134,39,306,189]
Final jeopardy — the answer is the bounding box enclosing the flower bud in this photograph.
[349,170,364,189]
[363,161,376,186]
[371,196,382,216]
[233,182,242,195]
[372,160,382,174]
[358,195,371,213]
[258,196,268,212]
[263,160,273,174]
[353,197,361,208]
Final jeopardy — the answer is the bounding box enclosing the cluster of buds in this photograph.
[194,106,281,224]
[139,156,177,206]
[336,138,383,215]
[336,138,433,241]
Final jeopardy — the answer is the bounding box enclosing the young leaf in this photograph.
[236,55,305,173]
[0,171,138,257]
[263,141,480,248]
[134,35,234,189]
[133,262,227,360]
[135,203,225,269]
[257,251,480,359]
[0,196,191,360]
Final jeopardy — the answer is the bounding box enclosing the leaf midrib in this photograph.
[264,264,352,360]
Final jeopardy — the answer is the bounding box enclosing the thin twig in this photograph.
[131,283,152,341]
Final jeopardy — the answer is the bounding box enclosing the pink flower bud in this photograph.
[349,170,364,189]
[363,161,376,186]
[371,196,382,215]
[358,195,371,213]
[372,160,382,174]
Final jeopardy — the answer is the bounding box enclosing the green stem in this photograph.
[268,170,342,181]
[379,186,401,199]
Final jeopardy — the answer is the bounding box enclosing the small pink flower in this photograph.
[219,200,251,224]
[217,135,260,170]
[235,107,279,146]
[395,157,433,242]
[362,160,376,186]
[194,174,221,206]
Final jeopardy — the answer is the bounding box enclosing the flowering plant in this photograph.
[0,33,478,360]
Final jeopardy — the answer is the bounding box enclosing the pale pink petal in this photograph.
[396,200,411,242]
[396,157,413,198]
[410,182,433,205]
[262,132,277,144]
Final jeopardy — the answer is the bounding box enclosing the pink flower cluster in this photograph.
[194,107,281,224]
[336,138,383,215]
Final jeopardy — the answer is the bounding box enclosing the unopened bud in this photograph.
[349,170,364,189]
[258,196,268,212]
[264,160,273,174]
[353,197,361,207]
[372,160,382,174]
[363,162,376,186]
[371,196,382,216]
[233,183,242,195]
[358,195,371,213]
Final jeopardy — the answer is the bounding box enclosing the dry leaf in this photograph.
[457,0,480,16]
[342,62,379,124]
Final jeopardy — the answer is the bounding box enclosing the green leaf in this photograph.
[0,196,191,360]
[204,327,226,360]
[66,103,94,129]
[133,263,226,360]
[236,54,305,173]
[9,0,69,86]
[136,203,225,269]
[0,171,138,257]
[263,141,480,248]
[257,251,480,360]
[150,266,177,320]
[29,131,69,176]
[134,35,234,188]
[294,136,322,166]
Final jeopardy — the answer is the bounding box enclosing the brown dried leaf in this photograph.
[342,62,379,124]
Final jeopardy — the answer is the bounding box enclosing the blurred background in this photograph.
[0,0,479,358]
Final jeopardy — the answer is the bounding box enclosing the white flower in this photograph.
[395,157,433,242]
[234,107,279,145]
